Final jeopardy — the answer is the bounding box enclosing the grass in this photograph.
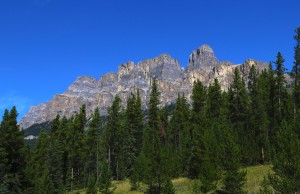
[243,164,272,193]
[69,164,272,194]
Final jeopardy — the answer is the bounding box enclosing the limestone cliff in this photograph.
[20,44,268,129]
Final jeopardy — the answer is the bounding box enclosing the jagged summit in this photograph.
[186,44,218,71]
[20,46,269,129]
[198,44,214,54]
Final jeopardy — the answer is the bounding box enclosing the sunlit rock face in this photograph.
[20,45,269,129]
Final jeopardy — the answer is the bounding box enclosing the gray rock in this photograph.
[20,44,270,129]
[186,44,219,71]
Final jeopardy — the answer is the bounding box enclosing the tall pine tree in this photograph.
[103,96,126,180]
[136,77,174,193]
[293,27,300,116]
[0,107,27,193]
[228,67,250,164]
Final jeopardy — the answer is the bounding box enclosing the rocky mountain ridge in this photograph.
[20,44,269,129]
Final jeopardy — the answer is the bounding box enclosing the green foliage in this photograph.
[273,52,288,126]
[168,94,191,176]
[4,28,300,193]
[35,168,55,194]
[103,96,127,180]
[220,120,246,193]
[191,80,206,114]
[161,179,175,194]
[98,159,114,194]
[188,80,207,179]
[228,67,251,164]
[124,91,144,177]
[0,107,27,193]
[86,175,97,194]
[206,78,222,119]
[68,105,87,189]
[268,122,300,193]
[293,27,300,111]
[248,66,270,164]
[134,77,174,193]
[85,108,102,182]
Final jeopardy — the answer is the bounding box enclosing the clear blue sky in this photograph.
[0,0,299,120]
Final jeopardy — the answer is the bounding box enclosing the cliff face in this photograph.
[20,44,269,129]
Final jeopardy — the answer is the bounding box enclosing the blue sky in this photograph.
[0,0,299,120]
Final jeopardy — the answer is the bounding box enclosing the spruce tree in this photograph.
[188,80,207,179]
[58,116,70,186]
[256,70,272,163]
[124,92,144,177]
[86,174,97,194]
[47,139,64,193]
[168,94,191,176]
[0,107,27,193]
[50,114,60,138]
[67,105,87,189]
[206,78,222,119]
[248,65,270,163]
[104,96,126,180]
[219,109,246,194]
[137,77,172,193]
[85,108,102,182]
[0,147,8,193]
[293,27,300,115]
[276,53,294,126]
[273,52,288,127]
[98,159,113,194]
[268,122,300,193]
[31,129,50,187]
[35,168,55,194]
[196,79,223,192]
[228,67,250,164]
[134,90,144,154]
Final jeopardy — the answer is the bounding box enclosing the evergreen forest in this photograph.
[1,27,300,194]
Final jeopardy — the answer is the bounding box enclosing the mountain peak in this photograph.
[20,46,270,129]
[186,44,218,70]
[198,44,214,54]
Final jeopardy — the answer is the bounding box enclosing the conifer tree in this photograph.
[85,108,102,182]
[268,122,300,193]
[58,116,70,186]
[35,168,55,194]
[248,65,270,163]
[188,80,207,178]
[31,129,50,187]
[0,147,8,193]
[86,174,97,194]
[68,105,87,189]
[206,78,222,119]
[228,67,250,164]
[104,96,126,180]
[273,52,290,127]
[293,27,300,116]
[219,104,246,194]
[168,94,191,175]
[256,70,272,163]
[0,107,27,193]
[50,114,60,138]
[228,67,249,131]
[47,138,64,194]
[98,158,113,194]
[124,92,144,177]
[134,90,144,154]
[136,77,173,193]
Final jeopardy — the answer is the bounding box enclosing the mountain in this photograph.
[20,44,269,129]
